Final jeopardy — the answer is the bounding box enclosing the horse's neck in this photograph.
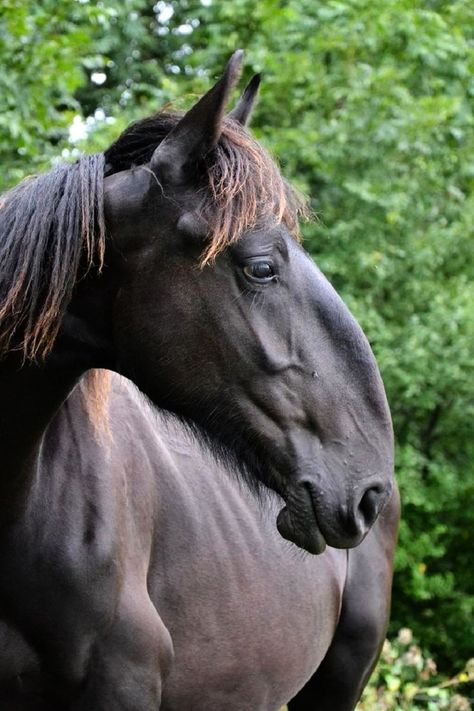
[0,356,84,517]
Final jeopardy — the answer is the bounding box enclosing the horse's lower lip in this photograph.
[276,504,327,555]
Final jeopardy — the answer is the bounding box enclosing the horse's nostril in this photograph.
[358,486,383,527]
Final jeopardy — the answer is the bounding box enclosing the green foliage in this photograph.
[358,629,474,710]
[2,0,473,672]
[0,0,113,186]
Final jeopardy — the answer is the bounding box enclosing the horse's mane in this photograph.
[0,154,106,360]
[0,110,306,364]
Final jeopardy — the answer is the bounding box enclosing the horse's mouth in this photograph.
[276,490,327,555]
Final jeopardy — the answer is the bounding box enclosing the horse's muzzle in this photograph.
[277,503,327,555]
[276,478,392,554]
[276,481,327,554]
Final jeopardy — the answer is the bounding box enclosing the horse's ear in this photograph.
[151,50,244,184]
[228,74,261,126]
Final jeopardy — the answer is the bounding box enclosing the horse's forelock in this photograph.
[201,120,308,265]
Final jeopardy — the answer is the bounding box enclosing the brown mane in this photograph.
[0,155,105,360]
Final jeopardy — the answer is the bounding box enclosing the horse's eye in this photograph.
[243,261,275,282]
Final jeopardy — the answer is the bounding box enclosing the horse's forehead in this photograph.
[232,223,291,254]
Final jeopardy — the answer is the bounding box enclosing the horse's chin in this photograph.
[276,505,327,555]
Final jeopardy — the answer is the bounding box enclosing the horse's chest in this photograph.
[152,500,346,710]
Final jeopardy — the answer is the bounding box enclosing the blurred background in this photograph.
[1,0,473,707]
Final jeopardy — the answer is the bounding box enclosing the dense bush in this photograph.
[358,629,474,711]
[2,0,473,672]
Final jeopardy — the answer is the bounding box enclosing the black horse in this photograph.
[0,52,399,709]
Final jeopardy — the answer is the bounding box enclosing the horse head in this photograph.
[103,52,394,554]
